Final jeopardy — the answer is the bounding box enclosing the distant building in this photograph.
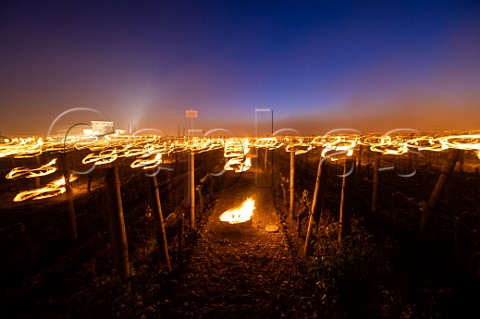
[115,129,126,135]
[83,121,114,136]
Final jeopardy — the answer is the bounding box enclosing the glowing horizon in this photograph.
[1,1,479,136]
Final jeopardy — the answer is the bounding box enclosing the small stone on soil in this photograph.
[265,225,279,232]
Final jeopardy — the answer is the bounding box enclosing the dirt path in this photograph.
[169,172,317,318]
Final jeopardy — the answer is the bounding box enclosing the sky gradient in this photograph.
[1,0,479,137]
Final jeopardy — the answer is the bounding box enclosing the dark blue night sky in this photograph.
[1,0,479,136]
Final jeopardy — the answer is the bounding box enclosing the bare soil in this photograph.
[167,173,316,318]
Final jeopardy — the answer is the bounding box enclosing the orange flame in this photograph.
[13,174,78,202]
[6,158,57,179]
[220,197,255,224]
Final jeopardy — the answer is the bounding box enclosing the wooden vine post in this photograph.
[35,155,41,188]
[190,151,196,229]
[319,161,329,214]
[105,166,130,281]
[338,157,355,242]
[371,153,381,215]
[288,147,295,220]
[418,149,461,238]
[60,153,78,240]
[150,173,172,272]
[356,145,363,173]
[408,150,413,173]
[264,148,269,173]
[303,154,323,257]
[167,169,173,205]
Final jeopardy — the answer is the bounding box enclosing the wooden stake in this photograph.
[407,151,413,173]
[303,154,323,257]
[289,149,295,220]
[190,151,196,229]
[320,162,329,214]
[264,148,268,173]
[150,173,172,272]
[105,166,130,281]
[167,169,173,205]
[35,155,41,188]
[458,150,465,173]
[197,185,204,213]
[87,172,92,192]
[356,145,363,173]
[371,154,380,215]
[428,149,460,208]
[418,149,461,238]
[61,153,78,240]
[338,158,355,242]
[281,176,288,207]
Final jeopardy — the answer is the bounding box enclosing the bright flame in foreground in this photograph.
[220,198,255,224]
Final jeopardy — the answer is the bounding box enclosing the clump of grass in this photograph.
[307,213,415,318]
